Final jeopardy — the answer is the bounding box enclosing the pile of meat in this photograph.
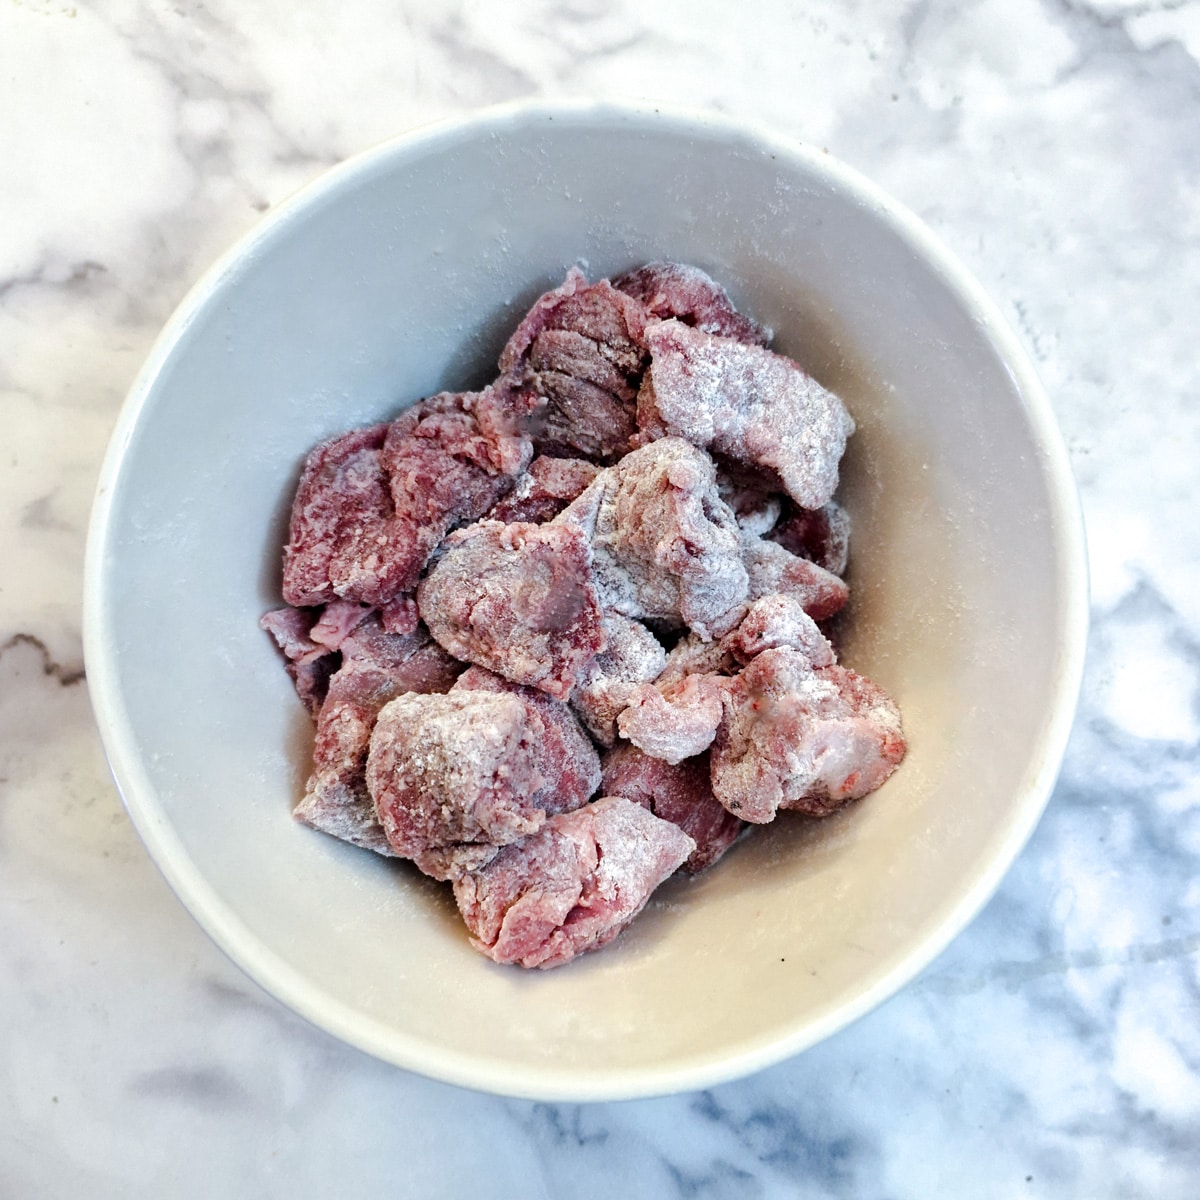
[261,263,906,970]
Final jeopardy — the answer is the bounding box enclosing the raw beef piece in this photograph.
[453,796,694,968]
[364,665,599,880]
[616,672,727,764]
[556,437,749,640]
[499,269,651,460]
[741,532,849,621]
[451,666,601,820]
[486,455,600,524]
[725,593,835,667]
[260,605,336,715]
[637,319,855,509]
[293,617,464,854]
[380,387,534,592]
[710,648,906,824]
[569,612,667,746]
[600,744,744,874]
[337,614,466,693]
[418,519,605,700]
[614,261,768,346]
[769,500,851,577]
[367,691,541,879]
[281,423,403,607]
[464,375,543,476]
[291,656,337,717]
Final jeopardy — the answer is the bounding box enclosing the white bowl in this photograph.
[84,100,1088,1101]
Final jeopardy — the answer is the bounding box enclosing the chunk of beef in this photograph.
[499,269,651,460]
[261,605,323,664]
[418,519,605,700]
[570,591,836,770]
[281,424,400,607]
[569,612,667,747]
[291,657,337,716]
[453,796,694,968]
[769,500,851,576]
[452,666,601,821]
[600,744,744,874]
[367,675,598,881]
[710,648,906,824]
[616,673,727,765]
[638,320,855,509]
[366,691,541,879]
[614,261,768,346]
[741,532,849,620]
[260,605,336,715]
[557,437,748,640]
[486,455,600,524]
[293,616,464,854]
[725,593,836,667]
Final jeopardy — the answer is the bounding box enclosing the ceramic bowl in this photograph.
[84,100,1087,1101]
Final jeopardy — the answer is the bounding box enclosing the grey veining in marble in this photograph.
[2,0,1198,1195]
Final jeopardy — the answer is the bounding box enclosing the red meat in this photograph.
[417,519,605,699]
[741,532,849,620]
[281,423,400,607]
[367,691,544,879]
[556,437,748,639]
[616,673,727,765]
[638,320,855,509]
[260,605,336,716]
[569,612,667,746]
[309,599,373,650]
[379,387,534,591]
[710,648,906,824]
[725,593,836,667]
[452,796,694,968]
[486,455,600,524]
[452,666,601,821]
[614,261,768,346]
[499,269,651,460]
[292,616,464,854]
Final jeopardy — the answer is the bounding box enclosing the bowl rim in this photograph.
[83,96,1090,1102]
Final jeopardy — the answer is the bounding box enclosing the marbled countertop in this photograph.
[3,1,1197,1195]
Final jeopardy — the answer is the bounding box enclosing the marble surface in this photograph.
[2,0,1198,1194]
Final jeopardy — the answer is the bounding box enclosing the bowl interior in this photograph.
[86,104,1085,1100]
